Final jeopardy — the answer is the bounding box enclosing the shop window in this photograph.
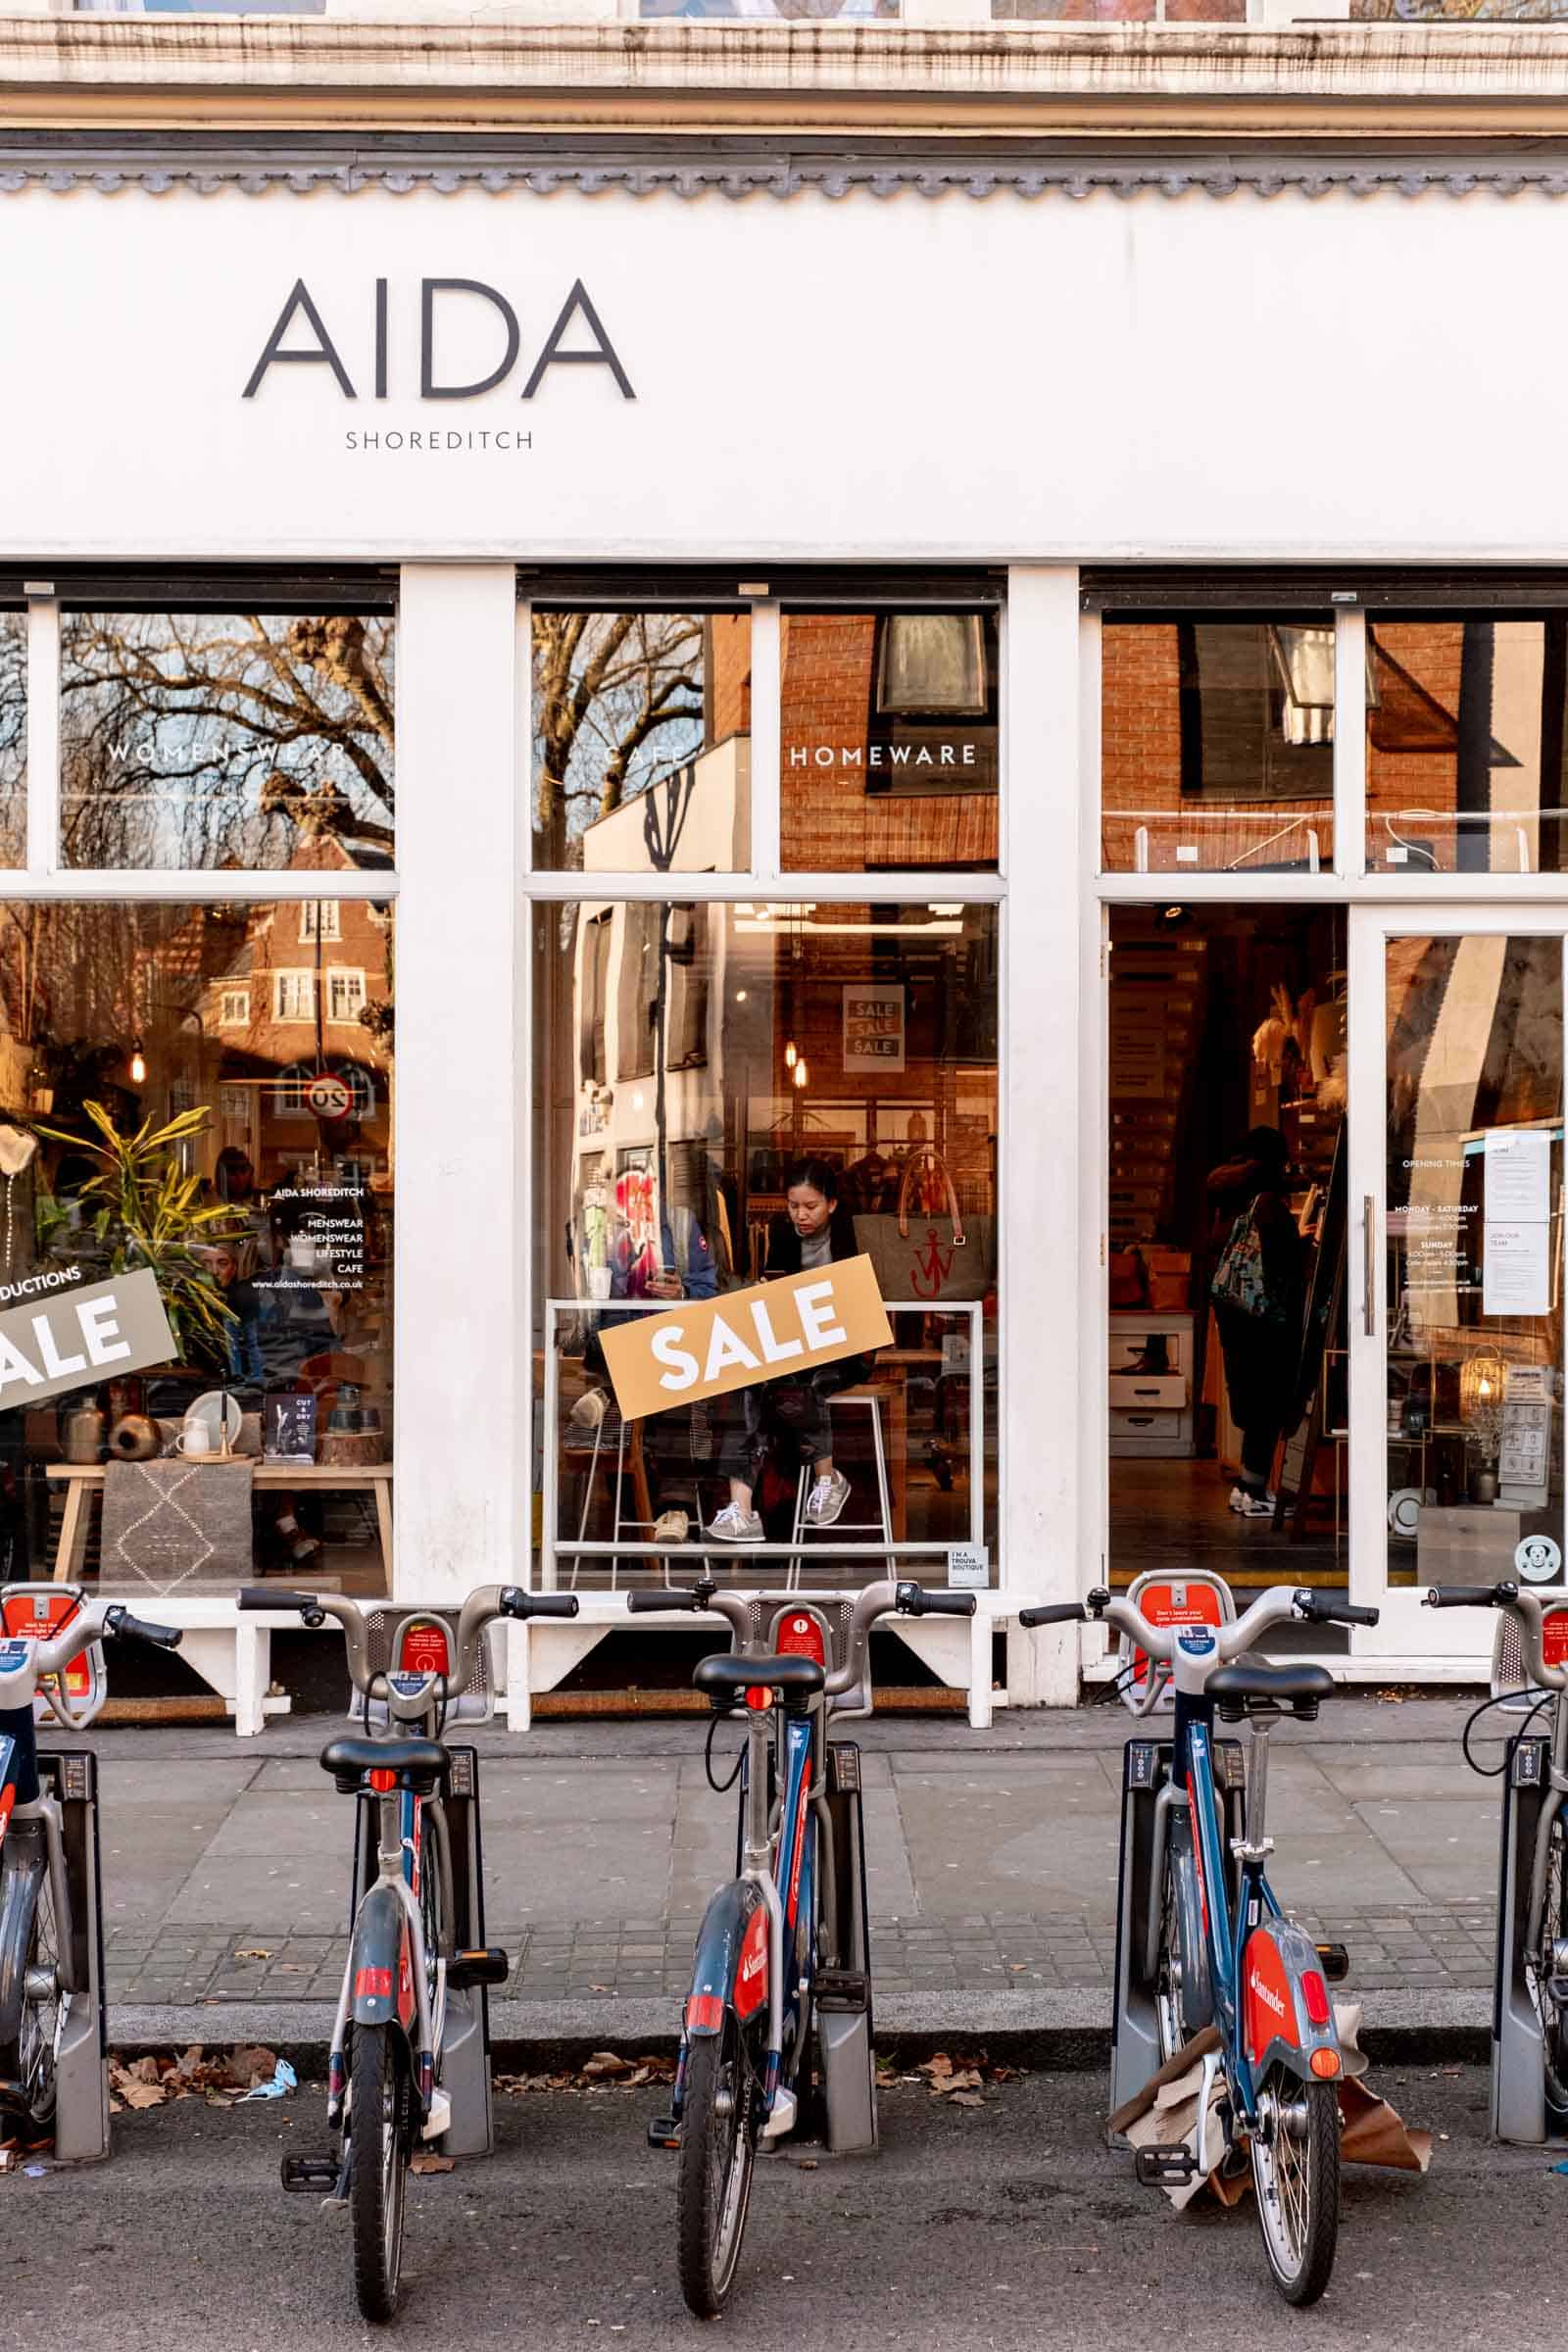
[300,901,341,942]
[780,609,1000,873]
[1365,619,1568,876]
[0,613,23,870]
[639,0,897,15]
[0,900,393,1594]
[533,898,999,1594]
[1101,618,1336,874]
[531,609,751,873]
[59,610,394,870]
[74,0,326,16]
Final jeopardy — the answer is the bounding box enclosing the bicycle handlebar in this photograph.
[1423,1581,1568,1693]
[104,1606,183,1650]
[6,1598,183,1692]
[1020,1582,1379,1665]
[235,1585,580,1717]
[626,1578,974,1697]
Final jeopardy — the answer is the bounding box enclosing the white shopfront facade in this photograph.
[5,176,1567,1719]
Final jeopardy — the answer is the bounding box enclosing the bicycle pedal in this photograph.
[647,2115,682,2151]
[760,2085,798,2141]
[814,1968,870,2009]
[1134,2146,1200,2186]
[1315,1941,1350,1983]
[447,1946,509,1991]
[281,2153,343,2195]
[419,2087,453,2141]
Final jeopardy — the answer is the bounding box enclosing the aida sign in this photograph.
[241,276,636,404]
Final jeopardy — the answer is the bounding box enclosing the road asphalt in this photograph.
[6,2065,1559,2352]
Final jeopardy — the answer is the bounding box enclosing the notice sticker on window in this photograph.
[946,1544,990,1591]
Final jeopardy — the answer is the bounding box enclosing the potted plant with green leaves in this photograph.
[37,1101,240,1370]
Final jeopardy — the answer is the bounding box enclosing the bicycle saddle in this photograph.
[1207,1661,1335,1706]
[319,1734,448,1794]
[694,1652,826,1705]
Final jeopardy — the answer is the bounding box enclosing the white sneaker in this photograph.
[707,1501,763,1544]
[805,1470,852,1529]
[1228,1487,1274,1520]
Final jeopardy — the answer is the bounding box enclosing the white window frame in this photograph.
[515,576,1035,1728]
[299,900,341,942]
[1082,594,1568,1692]
[272,968,317,1022]
[219,987,251,1028]
[325,965,367,1024]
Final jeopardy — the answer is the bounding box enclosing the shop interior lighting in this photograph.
[736,917,962,936]
[129,1041,146,1085]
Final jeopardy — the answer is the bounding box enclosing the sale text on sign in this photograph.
[600,1254,892,1421]
[0,1266,176,1407]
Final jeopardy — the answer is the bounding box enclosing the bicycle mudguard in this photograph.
[0,1831,45,2050]
[1242,1918,1342,2086]
[347,1882,416,2038]
[683,1879,767,2038]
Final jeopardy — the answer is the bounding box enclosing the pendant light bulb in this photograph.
[794,1058,808,1091]
[784,1040,797,1070]
[129,1042,146,1086]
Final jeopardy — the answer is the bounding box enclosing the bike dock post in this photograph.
[1109,1734,1249,2126]
[1492,1732,1566,2146]
[439,1744,495,2159]
[815,1740,877,2156]
[42,1748,110,2165]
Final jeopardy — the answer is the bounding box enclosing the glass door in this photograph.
[1349,912,1567,1662]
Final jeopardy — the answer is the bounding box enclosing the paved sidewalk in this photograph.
[53,1690,1516,2028]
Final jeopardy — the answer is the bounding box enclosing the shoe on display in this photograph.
[569,1387,611,1432]
[706,1501,764,1544]
[1228,1487,1274,1520]
[805,1469,852,1529]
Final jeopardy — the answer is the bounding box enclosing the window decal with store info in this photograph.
[599,1255,892,1422]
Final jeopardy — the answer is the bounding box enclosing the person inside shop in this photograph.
[1207,1125,1305,1521]
[708,1157,869,1544]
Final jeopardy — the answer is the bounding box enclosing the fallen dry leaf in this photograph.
[948,2091,986,2109]
[411,2152,454,2176]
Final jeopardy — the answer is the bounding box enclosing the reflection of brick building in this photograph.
[1102,620,1566,874]
[709,612,1000,870]
[136,840,393,1187]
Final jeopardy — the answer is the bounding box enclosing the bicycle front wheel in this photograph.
[1533,1811,1568,2110]
[349,2023,413,2324]
[1250,2070,1340,2306]
[0,1838,60,2131]
[676,2014,759,2318]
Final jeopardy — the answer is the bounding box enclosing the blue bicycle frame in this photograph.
[1171,1682,1344,2128]
[1181,1714,1277,2126]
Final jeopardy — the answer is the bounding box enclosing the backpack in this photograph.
[1210,1204,1286,1326]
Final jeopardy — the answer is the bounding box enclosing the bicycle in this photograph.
[1021,1581,1378,2306]
[237,1581,579,2323]
[634,1573,976,2318]
[1,1584,181,2133]
[1423,1580,1568,2131]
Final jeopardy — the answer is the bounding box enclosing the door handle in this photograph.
[1363,1195,1376,1338]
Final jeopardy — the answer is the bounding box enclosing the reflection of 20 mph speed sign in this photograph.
[306,1073,352,1121]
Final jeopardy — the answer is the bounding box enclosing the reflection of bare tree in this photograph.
[533,612,704,867]
[0,618,24,864]
[61,612,394,868]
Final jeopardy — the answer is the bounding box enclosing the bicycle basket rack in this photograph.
[351,1607,498,1727]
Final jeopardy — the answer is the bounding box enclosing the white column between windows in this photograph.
[394,564,522,1605]
[25,596,59,875]
[1003,565,1081,1704]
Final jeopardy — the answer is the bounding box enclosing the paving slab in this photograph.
[52,1692,1520,2020]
